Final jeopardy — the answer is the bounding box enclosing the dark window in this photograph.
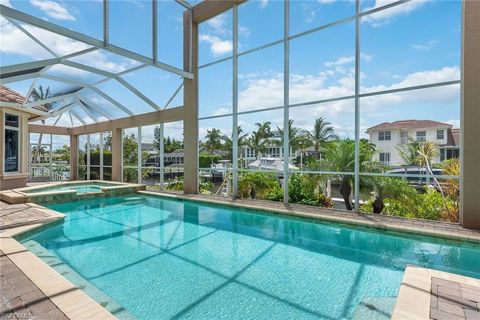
[379,131,391,141]
[5,129,19,172]
[416,131,426,142]
[5,114,19,128]
[437,129,444,140]
[379,152,390,165]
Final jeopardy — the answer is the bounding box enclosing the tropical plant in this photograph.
[306,117,338,153]
[153,126,184,154]
[316,139,375,210]
[362,176,418,214]
[396,137,421,166]
[204,128,223,165]
[276,119,303,152]
[238,172,280,199]
[247,122,274,159]
[30,85,54,162]
[222,125,248,159]
[440,159,460,222]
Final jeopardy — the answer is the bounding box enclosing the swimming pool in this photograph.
[17,194,480,320]
[20,182,115,195]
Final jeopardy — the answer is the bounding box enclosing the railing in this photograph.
[30,165,70,182]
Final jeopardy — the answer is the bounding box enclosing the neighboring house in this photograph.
[164,149,184,165]
[241,131,299,166]
[366,120,460,166]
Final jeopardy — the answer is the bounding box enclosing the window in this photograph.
[378,131,391,141]
[437,129,445,140]
[400,132,408,144]
[440,148,460,161]
[4,113,20,173]
[416,131,427,142]
[379,152,390,165]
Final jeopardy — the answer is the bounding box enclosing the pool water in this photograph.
[18,195,480,320]
[22,184,104,194]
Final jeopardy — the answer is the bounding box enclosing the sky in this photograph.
[0,0,462,143]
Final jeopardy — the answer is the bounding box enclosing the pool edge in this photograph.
[392,266,480,319]
[138,190,480,245]
[0,205,118,320]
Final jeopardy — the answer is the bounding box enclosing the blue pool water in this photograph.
[18,195,480,320]
[22,184,103,194]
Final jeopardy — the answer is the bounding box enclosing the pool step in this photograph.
[353,297,397,320]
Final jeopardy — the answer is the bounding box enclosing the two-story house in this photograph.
[366,120,460,167]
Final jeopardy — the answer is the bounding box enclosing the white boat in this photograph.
[247,157,298,172]
[211,160,232,178]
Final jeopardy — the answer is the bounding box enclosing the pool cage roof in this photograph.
[0,1,195,128]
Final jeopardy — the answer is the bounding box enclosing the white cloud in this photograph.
[324,53,373,68]
[363,0,429,27]
[0,0,13,7]
[259,0,268,9]
[410,40,438,52]
[363,66,460,94]
[30,0,76,21]
[239,26,250,37]
[324,56,354,68]
[206,14,228,35]
[0,18,138,73]
[199,34,233,56]
[0,17,54,59]
[305,10,316,23]
[318,0,336,4]
[213,108,231,116]
[231,64,460,139]
[446,119,460,128]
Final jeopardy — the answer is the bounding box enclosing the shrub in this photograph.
[199,154,221,168]
[238,172,280,200]
[265,186,283,202]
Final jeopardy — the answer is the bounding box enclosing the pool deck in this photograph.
[0,201,117,320]
[393,266,480,320]
[1,190,480,320]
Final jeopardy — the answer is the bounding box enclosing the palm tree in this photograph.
[276,119,302,152]
[31,145,47,163]
[222,126,248,161]
[246,122,273,159]
[319,139,376,210]
[247,130,268,159]
[306,117,338,154]
[204,128,223,166]
[255,121,272,139]
[416,141,445,197]
[30,86,54,162]
[396,137,421,166]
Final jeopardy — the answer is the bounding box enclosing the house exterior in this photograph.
[366,120,460,167]
[241,131,299,166]
[0,86,49,190]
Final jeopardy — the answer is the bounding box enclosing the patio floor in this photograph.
[0,249,69,320]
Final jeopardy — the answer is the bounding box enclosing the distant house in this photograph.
[366,120,460,166]
[241,130,298,165]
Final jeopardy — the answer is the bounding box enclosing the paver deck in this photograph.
[430,277,480,320]
[1,249,69,320]
[0,201,64,230]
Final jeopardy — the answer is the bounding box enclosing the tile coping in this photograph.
[392,266,480,319]
[0,204,117,320]
[138,190,480,245]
